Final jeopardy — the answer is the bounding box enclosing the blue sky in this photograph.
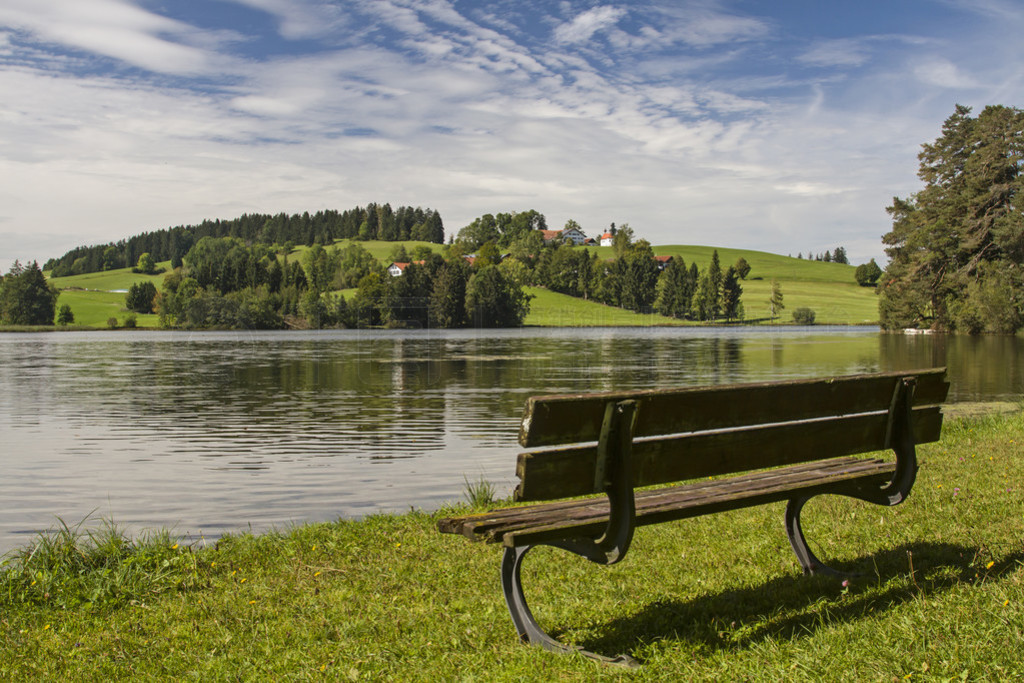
[2,0,1022,268]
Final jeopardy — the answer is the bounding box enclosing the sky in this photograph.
[1,0,1023,269]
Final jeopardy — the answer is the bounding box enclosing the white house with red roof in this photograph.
[386,260,426,276]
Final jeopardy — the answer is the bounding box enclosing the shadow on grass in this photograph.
[556,541,1024,663]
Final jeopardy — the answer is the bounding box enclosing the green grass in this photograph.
[523,286,685,326]
[542,245,877,325]
[2,409,1023,679]
[651,245,861,284]
[47,263,172,292]
[57,290,160,329]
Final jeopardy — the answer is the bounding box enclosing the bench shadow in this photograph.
[558,542,1023,663]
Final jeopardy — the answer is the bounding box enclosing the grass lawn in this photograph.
[741,279,879,325]
[47,263,172,292]
[55,290,160,329]
[2,409,1022,679]
[523,287,685,326]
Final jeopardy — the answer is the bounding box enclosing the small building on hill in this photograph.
[560,226,587,245]
[539,230,561,245]
[600,231,614,247]
[387,260,426,276]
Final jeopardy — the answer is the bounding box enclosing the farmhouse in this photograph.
[559,225,587,245]
[386,260,426,276]
[538,226,588,246]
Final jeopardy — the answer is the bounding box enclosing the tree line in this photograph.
[140,235,529,330]
[454,220,751,322]
[44,204,444,278]
[121,213,757,329]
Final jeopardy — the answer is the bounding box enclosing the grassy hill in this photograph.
[43,244,879,329]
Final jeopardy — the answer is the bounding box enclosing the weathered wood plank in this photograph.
[519,368,948,448]
[514,406,942,501]
[436,456,897,545]
[440,458,892,538]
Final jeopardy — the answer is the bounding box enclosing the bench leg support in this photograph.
[785,495,853,577]
[501,545,639,668]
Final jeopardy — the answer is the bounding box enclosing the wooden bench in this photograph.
[437,369,949,665]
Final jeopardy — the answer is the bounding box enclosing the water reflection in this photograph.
[0,327,1020,554]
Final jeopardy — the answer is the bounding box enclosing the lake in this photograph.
[1,326,1021,555]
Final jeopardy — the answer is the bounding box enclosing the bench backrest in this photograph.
[514,369,949,502]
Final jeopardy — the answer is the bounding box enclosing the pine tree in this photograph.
[880,104,1024,331]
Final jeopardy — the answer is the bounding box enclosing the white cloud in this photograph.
[222,0,348,40]
[0,0,217,75]
[799,38,871,68]
[649,3,771,48]
[912,58,979,89]
[553,6,626,44]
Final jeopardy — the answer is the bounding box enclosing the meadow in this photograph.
[42,242,879,329]
[1,407,1022,680]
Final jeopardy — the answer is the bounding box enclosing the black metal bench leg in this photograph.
[785,496,851,577]
[500,545,639,667]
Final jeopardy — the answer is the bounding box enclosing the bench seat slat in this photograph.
[519,369,949,448]
[515,406,942,501]
[438,456,896,547]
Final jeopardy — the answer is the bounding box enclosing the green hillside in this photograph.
[523,287,684,326]
[43,244,879,329]
[48,263,171,292]
[56,290,160,328]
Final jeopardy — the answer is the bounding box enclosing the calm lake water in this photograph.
[1,327,1021,554]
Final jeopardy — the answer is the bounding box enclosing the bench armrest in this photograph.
[592,399,637,564]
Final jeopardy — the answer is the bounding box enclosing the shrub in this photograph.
[57,304,75,325]
[106,317,119,329]
[792,307,816,325]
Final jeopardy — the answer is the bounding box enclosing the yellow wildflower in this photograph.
[986,561,995,569]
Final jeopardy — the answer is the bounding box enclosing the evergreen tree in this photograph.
[465,266,531,327]
[654,257,692,318]
[619,240,659,312]
[734,257,751,279]
[721,266,743,320]
[691,270,717,321]
[0,261,59,325]
[429,260,470,328]
[879,104,1024,331]
[768,279,785,318]
[57,303,75,325]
